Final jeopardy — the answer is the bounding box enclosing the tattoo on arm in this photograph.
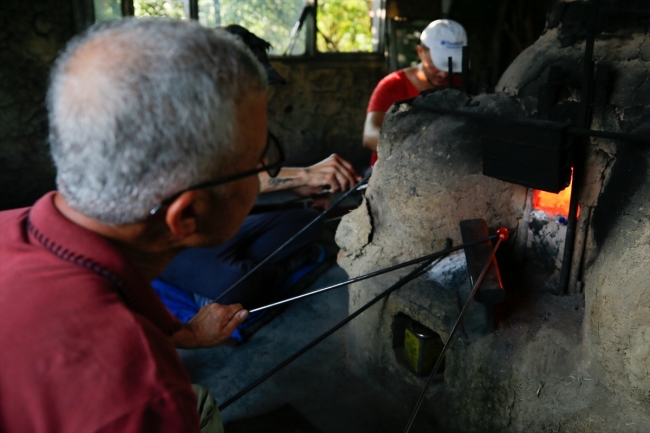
[268,177,294,186]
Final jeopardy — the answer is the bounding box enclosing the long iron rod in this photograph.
[559,0,599,295]
[249,236,495,314]
[218,253,448,411]
[402,228,508,433]
[215,170,372,303]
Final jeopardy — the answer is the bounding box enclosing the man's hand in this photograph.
[303,154,361,192]
[171,303,248,349]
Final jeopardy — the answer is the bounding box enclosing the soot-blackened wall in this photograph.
[0,0,77,210]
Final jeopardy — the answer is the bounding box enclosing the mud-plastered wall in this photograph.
[335,1,650,430]
[498,0,650,407]
[0,0,76,210]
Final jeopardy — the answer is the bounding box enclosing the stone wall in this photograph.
[0,0,76,210]
[268,54,385,169]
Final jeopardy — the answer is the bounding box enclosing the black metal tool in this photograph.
[214,170,372,303]
[410,101,650,195]
[461,46,469,94]
[248,237,503,314]
[448,56,454,89]
[402,228,509,433]
[218,249,454,411]
[559,0,600,296]
[460,219,504,306]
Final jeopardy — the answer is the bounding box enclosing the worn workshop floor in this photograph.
[178,264,411,433]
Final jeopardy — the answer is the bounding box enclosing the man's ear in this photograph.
[165,191,200,237]
[416,44,425,60]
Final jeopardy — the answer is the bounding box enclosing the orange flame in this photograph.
[533,177,573,217]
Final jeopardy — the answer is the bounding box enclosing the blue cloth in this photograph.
[151,279,199,324]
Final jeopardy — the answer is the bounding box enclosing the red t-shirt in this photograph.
[366,70,462,165]
[0,193,200,433]
[367,69,421,114]
[366,69,421,165]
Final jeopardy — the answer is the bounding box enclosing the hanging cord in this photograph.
[218,250,450,411]
[402,228,509,433]
[248,236,503,314]
[214,170,372,304]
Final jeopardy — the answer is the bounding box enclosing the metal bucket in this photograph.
[404,320,444,376]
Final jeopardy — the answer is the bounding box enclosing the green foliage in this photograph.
[134,0,186,19]
[199,0,304,55]
[117,0,373,55]
[199,0,372,54]
[93,0,121,21]
[317,0,372,52]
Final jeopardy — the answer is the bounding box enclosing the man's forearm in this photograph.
[362,134,379,152]
[362,111,385,152]
[258,154,359,194]
[171,324,197,349]
[259,168,309,193]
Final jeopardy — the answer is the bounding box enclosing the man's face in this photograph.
[201,91,269,246]
[417,45,449,88]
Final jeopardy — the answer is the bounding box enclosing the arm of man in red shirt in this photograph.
[362,111,386,153]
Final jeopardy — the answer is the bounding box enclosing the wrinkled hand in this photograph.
[304,154,361,192]
[172,303,248,349]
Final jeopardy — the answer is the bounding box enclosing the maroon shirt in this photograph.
[0,192,200,433]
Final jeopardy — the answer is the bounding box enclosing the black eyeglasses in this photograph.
[149,133,285,216]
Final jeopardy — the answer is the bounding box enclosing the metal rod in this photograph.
[568,205,592,294]
[249,236,494,314]
[218,253,449,411]
[121,0,134,16]
[323,215,344,224]
[188,0,198,19]
[461,46,469,93]
[565,127,650,142]
[402,228,508,433]
[214,171,371,303]
[559,0,599,296]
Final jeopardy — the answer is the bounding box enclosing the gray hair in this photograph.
[48,18,267,225]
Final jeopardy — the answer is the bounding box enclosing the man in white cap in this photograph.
[362,19,467,165]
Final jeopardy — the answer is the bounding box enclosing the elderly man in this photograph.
[0,19,272,432]
[362,19,467,165]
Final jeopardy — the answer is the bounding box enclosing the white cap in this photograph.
[420,19,467,72]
